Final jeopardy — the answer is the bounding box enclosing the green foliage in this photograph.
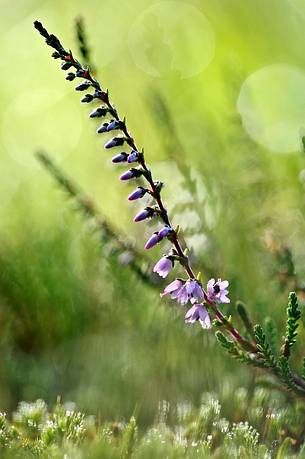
[1,391,305,457]
[254,324,277,368]
[264,317,279,356]
[281,292,301,359]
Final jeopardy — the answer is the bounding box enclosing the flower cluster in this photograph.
[34,21,230,330]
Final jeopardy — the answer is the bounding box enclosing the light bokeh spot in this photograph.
[128,1,215,79]
[237,64,305,153]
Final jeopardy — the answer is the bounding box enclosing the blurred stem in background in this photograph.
[74,16,95,74]
[36,151,153,285]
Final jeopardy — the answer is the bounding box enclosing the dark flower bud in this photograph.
[119,168,143,181]
[81,94,94,103]
[112,152,128,163]
[75,81,91,91]
[66,72,75,81]
[76,69,86,78]
[52,51,61,59]
[104,137,125,149]
[89,107,108,118]
[127,150,140,163]
[93,90,104,99]
[128,187,147,201]
[61,62,73,71]
[107,120,121,132]
[97,123,109,134]
[134,207,154,222]
[144,233,160,250]
[158,226,173,238]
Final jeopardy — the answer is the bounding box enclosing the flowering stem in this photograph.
[38,25,196,280]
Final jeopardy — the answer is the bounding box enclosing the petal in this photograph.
[219,280,229,289]
[198,306,212,329]
[207,279,215,288]
[185,305,198,322]
[161,279,183,296]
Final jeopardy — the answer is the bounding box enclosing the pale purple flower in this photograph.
[175,279,204,305]
[153,256,173,278]
[185,304,211,329]
[160,278,204,305]
[160,279,184,298]
[144,232,160,250]
[207,278,230,304]
[128,187,147,201]
[112,152,128,163]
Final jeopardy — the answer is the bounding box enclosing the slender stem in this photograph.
[82,63,196,279]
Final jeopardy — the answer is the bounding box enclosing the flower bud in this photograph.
[107,120,121,131]
[104,137,125,149]
[61,62,72,70]
[119,169,140,181]
[66,72,75,81]
[76,69,86,78]
[75,81,91,91]
[127,150,140,163]
[89,107,108,118]
[128,187,147,201]
[134,207,154,222]
[112,152,128,163]
[97,123,109,134]
[158,226,172,238]
[144,233,160,250]
[81,94,94,103]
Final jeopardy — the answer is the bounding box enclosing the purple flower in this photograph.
[134,207,154,222]
[185,304,211,329]
[112,152,128,163]
[144,232,160,250]
[127,151,140,163]
[158,226,172,238]
[160,279,184,298]
[153,256,173,278]
[174,279,204,305]
[104,137,125,149]
[207,278,230,304]
[128,187,147,201]
[160,278,204,305]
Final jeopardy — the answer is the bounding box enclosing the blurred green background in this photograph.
[1,0,305,426]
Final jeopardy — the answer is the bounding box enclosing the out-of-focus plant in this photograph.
[0,389,305,457]
[33,20,305,410]
[36,151,153,284]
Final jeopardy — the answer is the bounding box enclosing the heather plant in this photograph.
[32,20,305,414]
[0,389,305,457]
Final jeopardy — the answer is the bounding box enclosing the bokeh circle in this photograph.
[128,1,215,79]
[237,64,305,153]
